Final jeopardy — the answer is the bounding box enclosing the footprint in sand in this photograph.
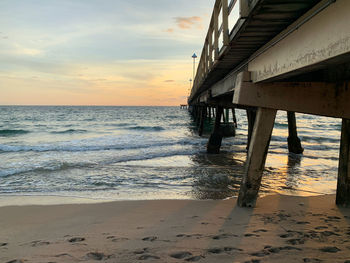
[296,221,310,225]
[68,237,85,243]
[1,242,8,247]
[142,236,158,242]
[134,248,150,254]
[321,230,340,237]
[319,246,341,253]
[253,229,268,233]
[244,260,261,263]
[86,252,112,260]
[315,226,328,230]
[212,233,237,240]
[138,254,160,260]
[55,253,75,258]
[186,256,204,262]
[279,233,293,238]
[30,240,50,247]
[244,233,260,237]
[176,233,203,239]
[111,237,129,242]
[207,247,242,254]
[251,246,301,257]
[170,251,193,259]
[169,252,205,261]
[303,258,322,262]
[287,238,305,245]
[6,260,24,263]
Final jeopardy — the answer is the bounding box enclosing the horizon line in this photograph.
[0,104,187,107]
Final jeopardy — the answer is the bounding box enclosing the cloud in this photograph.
[174,16,202,30]
[164,79,175,83]
[165,28,174,33]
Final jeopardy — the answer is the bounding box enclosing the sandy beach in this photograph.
[0,194,349,263]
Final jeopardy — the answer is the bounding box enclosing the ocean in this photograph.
[0,106,342,203]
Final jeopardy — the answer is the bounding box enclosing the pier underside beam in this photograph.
[233,75,350,119]
[238,107,277,207]
[248,0,350,83]
[336,119,350,206]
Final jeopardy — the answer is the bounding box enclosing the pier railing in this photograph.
[190,0,248,101]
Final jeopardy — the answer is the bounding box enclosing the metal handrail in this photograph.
[189,0,243,101]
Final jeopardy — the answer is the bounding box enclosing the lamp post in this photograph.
[192,53,197,82]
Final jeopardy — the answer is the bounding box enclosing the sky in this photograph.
[0,0,214,106]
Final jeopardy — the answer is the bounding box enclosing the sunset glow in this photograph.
[0,0,212,105]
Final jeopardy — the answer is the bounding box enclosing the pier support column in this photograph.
[198,106,206,137]
[287,111,304,154]
[232,108,237,128]
[225,109,230,123]
[238,107,277,207]
[207,106,223,154]
[336,119,350,206]
[196,106,201,126]
[246,108,257,150]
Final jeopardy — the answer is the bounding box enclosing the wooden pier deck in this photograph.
[188,0,350,207]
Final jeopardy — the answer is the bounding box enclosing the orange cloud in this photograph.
[174,16,202,29]
[165,28,174,33]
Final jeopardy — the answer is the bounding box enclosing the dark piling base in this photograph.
[287,111,304,154]
[207,106,224,154]
[287,136,304,154]
[207,132,223,154]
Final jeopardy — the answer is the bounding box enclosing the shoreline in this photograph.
[1,194,349,263]
[0,188,333,208]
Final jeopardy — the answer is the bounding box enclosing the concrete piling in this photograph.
[207,106,223,154]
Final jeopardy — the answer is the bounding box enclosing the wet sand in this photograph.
[1,194,350,263]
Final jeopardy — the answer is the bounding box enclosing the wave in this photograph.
[127,126,165,131]
[274,122,288,128]
[0,129,30,137]
[50,129,87,134]
[0,162,74,178]
[0,137,205,153]
[106,123,132,127]
[0,148,197,178]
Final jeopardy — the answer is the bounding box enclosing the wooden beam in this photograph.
[233,72,350,119]
[248,0,350,82]
[336,119,350,206]
[238,107,277,207]
[246,108,257,150]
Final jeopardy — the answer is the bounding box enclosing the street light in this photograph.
[188,78,192,96]
[192,53,197,81]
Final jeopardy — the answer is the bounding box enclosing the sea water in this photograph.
[0,106,341,202]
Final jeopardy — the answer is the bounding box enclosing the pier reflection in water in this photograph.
[189,152,244,200]
[188,109,340,199]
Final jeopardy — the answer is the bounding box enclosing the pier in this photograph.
[188,0,350,207]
